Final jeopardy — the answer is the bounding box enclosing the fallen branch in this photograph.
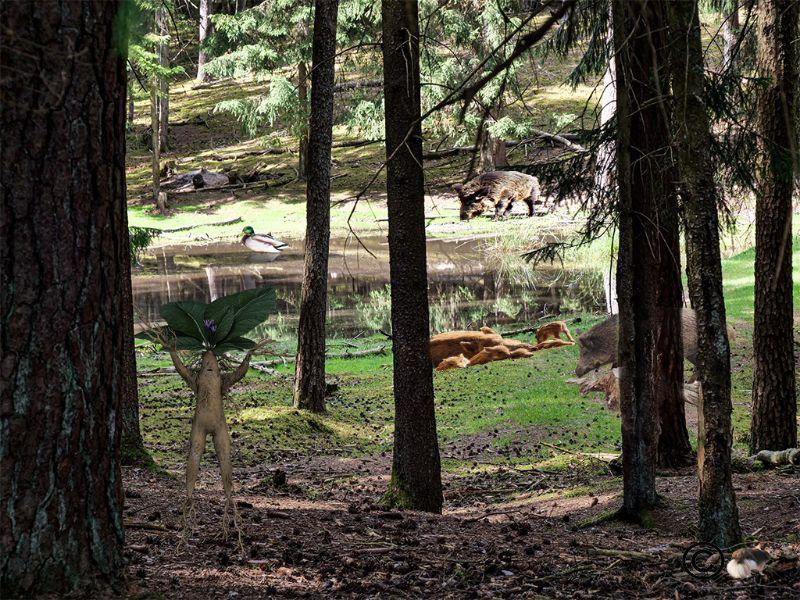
[588,547,660,561]
[256,346,388,368]
[538,441,617,475]
[159,216,242,233]
[333,79,382,92]
[124,520,167,531]
[210,147,289,161]
[166,177,293,197]
[332,139,382,149]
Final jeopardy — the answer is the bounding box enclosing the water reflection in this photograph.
[132,236,604,339]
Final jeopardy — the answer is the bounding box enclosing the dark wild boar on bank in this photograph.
[575,308,700,376]
[454,170,540,220]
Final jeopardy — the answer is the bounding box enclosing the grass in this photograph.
[136,239,798,474]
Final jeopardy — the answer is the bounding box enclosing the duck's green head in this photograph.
[242,226,255,236]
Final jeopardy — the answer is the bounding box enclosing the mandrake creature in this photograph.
[139,287,276,550]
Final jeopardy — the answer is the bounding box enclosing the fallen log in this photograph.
[752,448,799,467]
[333,79,382,92]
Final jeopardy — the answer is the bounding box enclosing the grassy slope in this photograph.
[137,241,799,471]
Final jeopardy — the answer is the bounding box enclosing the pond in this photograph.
[132,235,605,340]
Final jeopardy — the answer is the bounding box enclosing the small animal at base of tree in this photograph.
[536,320,575,344]
[726,547,770,579]
[454,171,540,220]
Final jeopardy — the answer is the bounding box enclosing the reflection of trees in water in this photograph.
[133,252,605,339]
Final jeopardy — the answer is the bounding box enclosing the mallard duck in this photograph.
[240,226,287,253]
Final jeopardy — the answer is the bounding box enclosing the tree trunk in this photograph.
[157,6,169,152]
[667,0,742,547]
[293,0,339,413]
[479,117,507,172]
[150,74,162,209]
[612,0,686,517]
[0,0,128,594]
[722,0,740,73]
[751,0,798,453]
[381,0,443,514]
[128,77,135,124]
[197,0,212,83]
[297,60,310,182]
[595,5,616,197]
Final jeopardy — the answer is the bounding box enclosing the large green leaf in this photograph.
[135,326,174,343]
[204,288,276,343]
[212,307,235,344]
[214,337,257,356]
[160,301,207,342]
[175,336,206,351]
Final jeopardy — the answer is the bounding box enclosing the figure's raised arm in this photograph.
[169,349,197,393]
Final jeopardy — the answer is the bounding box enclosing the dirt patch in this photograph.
[123,459,800,599]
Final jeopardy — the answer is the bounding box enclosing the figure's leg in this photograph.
[181,419,206,544]
[561,323,575,342]
[212,423,243,552]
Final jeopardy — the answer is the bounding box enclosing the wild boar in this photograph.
[467,344,512,366]
[536,320,575,344]
[575,308,699,376]
[435,354,470,371]
[453,170,540,220]
[429,326,536,367]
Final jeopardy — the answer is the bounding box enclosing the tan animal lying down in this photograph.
[431,325,574,371]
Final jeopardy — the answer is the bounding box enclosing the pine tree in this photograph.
[382,0,443,514]
[294,0,340,413]
[667,0,742,548]
[612,0,687,516]
[750,0,798,453]
[1,0,129,593]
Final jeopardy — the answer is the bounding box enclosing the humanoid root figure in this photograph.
[170,348,257,552]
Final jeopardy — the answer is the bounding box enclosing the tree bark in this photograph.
[157,6,170,152]
[293,0,339,413]
[128,75,135,124]
[612,0,687,517]
[150,73,162,209]
[381,0,443,514]
[197,0,212,83]
[594,4,615,196]
[667,0,742,548]
[479,117,507,172]
[297,60,310,182]
[750,0,798,453]
[722,0,740,73]
[0,0,128,594]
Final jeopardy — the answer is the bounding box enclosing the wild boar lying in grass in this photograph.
[574,308,699,376]
[454,170,540,220]
[429,326,535,367]
[430,326,575,371]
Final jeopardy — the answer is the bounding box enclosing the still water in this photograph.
[132,236,604,339]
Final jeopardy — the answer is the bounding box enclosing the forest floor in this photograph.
[122,459,800,599]
[126,245,800,599]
